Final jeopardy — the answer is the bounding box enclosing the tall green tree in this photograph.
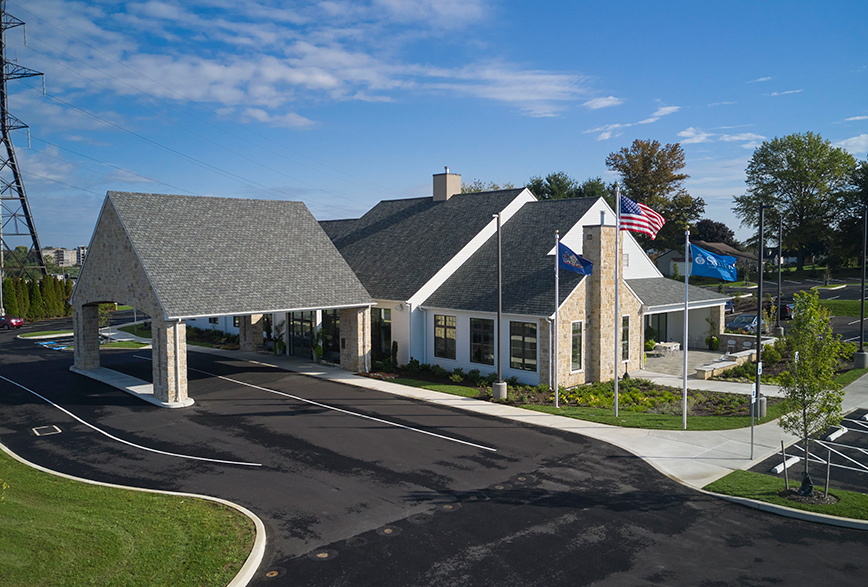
[694,218,739,247]
[605,139,705,251]
[461,179,515,194]
[26,279,44,321]
[732,132,857,270]
[778,290,846,493]
[526,171,582,200]
[2,277,18,317]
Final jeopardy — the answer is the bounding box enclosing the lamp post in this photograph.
[774,216,784,337]
[856,205,868,369]
[492,213,507,400]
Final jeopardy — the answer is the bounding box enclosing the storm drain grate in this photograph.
[32,425,61,437]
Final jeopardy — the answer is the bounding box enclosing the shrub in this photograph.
[644,339,656,351]
[485,372,498,385]
[430,365,447,378]
[405,357,421,374]
[506,376,519,387]
[466,369,483,386]
[452,367,465,378]
[761,344,781,365]
[450,373,463,383]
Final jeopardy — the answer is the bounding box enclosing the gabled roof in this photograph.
[627,277,729,312]
[423,198,598,316]
[691,239,755,262]
[104,192,373,319]
[321,189,526,301]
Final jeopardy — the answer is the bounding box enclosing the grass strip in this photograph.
[704,470,868,520]
[818,299,863,317]
[519,401,788,431]
[386,378,789,430]
[18,330,73,338]
[0,450,254,587]
[118,324,152,338]
[835,367,868,387]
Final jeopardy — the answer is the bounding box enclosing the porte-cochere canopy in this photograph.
[71,191,373,406]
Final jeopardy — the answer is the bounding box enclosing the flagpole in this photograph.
[683,230,690,430]
[554,230,560,408]
[614,183,621,417]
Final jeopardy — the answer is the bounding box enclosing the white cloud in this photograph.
[747,76,772,83]
[678,127,715,144]
[769,89,804,96]
[582,96,623,110]
[242,108,316,128]
[836,134,868,155]
[652,106,680,117]
[846,115,868,121]
[708,101,737,106]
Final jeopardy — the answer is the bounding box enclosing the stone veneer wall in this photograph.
[239,314,264,352]
[339,307,372,372]
[71,199,188,404]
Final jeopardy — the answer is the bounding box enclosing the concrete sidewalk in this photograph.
[100,323,868,490]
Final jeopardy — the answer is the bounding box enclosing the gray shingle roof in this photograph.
[424,198,598,316]
[321,189,526,300]
[627,277,729,310]
[108,192,373,319]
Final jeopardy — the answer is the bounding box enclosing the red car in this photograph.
[0,316,24,329]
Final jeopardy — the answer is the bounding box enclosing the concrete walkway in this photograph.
[93,324,868,491]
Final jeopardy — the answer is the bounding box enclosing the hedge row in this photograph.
[1,276,73,322]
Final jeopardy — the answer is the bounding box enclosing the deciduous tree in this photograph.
[732,132,857,270]
[778,290,846,494]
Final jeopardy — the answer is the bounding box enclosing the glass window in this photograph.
[509,321,537,371]
[233,316,240,327]
[434,314,456,359]
[322,309,341,356]
[371,308,392,361]
[470,318,495,365]
[208,317,218,324]
[622,315,630,362]
[571,321,583,371]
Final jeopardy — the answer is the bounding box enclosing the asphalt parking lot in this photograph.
[752,408,868,495]
[2,331,868,586]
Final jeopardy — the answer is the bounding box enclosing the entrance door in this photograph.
[289,311,315,358]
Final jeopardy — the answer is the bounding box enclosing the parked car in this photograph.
[724,300,735,313]
[726,314,767,334]
[0,315,24,329]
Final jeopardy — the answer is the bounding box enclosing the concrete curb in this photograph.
[811,284,846,291]
[701,489,868,532]
[0,442,266,586]
[17,331,75,340]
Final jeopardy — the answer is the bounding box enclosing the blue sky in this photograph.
[6,0,867,248]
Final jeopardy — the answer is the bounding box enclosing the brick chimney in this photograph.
[433,166,461,201]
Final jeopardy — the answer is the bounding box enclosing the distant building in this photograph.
[54,248,78,267]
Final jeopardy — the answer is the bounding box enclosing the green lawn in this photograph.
[705,470,868,519]
[0,450,254,587]
[520,401,788,431]
[102,341,149,349]
[19,330,73,338]
[386,378,789,430]
[819,299,864,317]
[118,324,152,338]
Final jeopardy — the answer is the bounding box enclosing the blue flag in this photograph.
[690,243,737,281]
[558,242,593,275]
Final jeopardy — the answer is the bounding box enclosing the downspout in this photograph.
[406,302,412,364]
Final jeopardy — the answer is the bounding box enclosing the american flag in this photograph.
[619,195,666,239]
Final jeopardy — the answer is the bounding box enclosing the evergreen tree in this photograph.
[26,279,44,321]
[15,278,29,319]
[2,277,19,317]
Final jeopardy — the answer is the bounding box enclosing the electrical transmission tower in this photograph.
[1,0,46,313]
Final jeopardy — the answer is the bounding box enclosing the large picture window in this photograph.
[434,314,456,359]
[470,318,495,365]
[371,308,392,361]
[571,321,583,371]
[622,315,630,362]
[509,321,537,371]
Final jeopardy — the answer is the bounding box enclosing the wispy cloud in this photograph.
[677,127,765,148]
[582,96,623,110]
[708,101,737,107]
[242,108,316,128]
[845,115,868,121]
[836,134,868,155]
[586,104,680,140]
[769,89,804,96]
[678,127,714,144]
[747,76,772,83]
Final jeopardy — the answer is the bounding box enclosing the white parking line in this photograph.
[847,318,868,326]
[784,280,801,284]
[826,295,840,300]
[0,374,262,467]
[185,365,498,453]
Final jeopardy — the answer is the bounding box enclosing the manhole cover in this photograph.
[512,474,535,484]
[308,549,338,561]
[408,513,433,524]
[377,525,402,537]
[460,492,490,503]
[32,425,61,437]
[346,537,368,548]
[439,503,461,512]
[263,567,286,579]
[489,483,511,491]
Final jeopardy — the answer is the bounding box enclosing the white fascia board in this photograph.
[419,305,545,321]
[642,299,726,315]
[171,302,374,321]
[407,190,536,307]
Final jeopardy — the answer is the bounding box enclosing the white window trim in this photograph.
[570,320,584,373]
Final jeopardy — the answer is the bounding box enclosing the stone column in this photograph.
[152,319,188,404]
[73,304,100,371]
[584,225,620,382]
[239,314,264,352]
[339,307,371,372]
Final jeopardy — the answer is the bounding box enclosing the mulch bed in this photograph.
[778,488,839,505]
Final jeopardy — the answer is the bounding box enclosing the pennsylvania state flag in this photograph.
[558,242,593,275]
[690,243,737,281]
